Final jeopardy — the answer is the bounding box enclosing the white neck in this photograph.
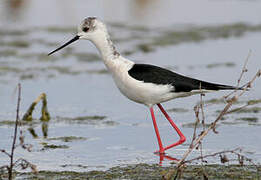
[90,31,119,64]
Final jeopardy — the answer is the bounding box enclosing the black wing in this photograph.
[128,64,238,92]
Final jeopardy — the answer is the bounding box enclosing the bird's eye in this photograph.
[82,27,89,32]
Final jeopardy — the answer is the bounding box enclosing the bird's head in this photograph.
[48,17,107,56]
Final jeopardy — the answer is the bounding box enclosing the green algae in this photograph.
[0,66,21,73]
[20,73,35,80]
[87,69,109,74]
[204,98,242,105]
[225,107,261,114]
[135,23,261,53]
[0,49,17,57]
[0,120,36,126]
[221,121,244,125]
[2,23,261,82]
[205,98,227,104]
[55,115,108,125]
[236,117,258,122]
[206,62,236,69]
[47,136,87,142]
[53,115,121,127]
[0,115,110,127]
[60,164,89,169]
[44,27,75,33]
[0,29,29,36]
[247,99,261,106]
[71,115,106,121]
[182,122,215,128]
[0,40,30,48]
[215,99,261,115]
[5,164,261,180]
[109,22,151,32]
[167,108,189,113]
[40,142,69,150]
[122,50,135,56]
[102,120,120,126]
[0,120,17,126]
[0,64,109,81]
[137,44,155,53]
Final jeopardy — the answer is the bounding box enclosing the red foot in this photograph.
[154,152,179,166]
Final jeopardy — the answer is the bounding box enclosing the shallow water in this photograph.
[0,0,261,172]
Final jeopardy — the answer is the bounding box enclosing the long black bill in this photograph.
[48,35,80,56]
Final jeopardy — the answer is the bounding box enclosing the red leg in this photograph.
[150,107,164,154]
[157,103,186,151]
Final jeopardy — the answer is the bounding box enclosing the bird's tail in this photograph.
[200,81,243,91]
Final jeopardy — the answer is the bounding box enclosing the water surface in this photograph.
[0,0,261,172]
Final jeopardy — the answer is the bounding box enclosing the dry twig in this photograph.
[163,53,261,180]
[0,84,38,179]
[8,83,21,180]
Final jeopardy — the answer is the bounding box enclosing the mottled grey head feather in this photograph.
[80,17,97,32]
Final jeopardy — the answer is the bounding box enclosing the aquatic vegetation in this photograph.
[223,107,261,114]
[22,93,50,122]
[206,62,236,69]
[136,44,155,53]
[0,120,18,126]
[0,40,30,48]
[0,66,21,74]
[0,120,36,126]
[47,136,87,142]
[44,26,75,33]
[236,117,258,122]
[102,120,120,126]
[0,29,29,37]
[0,49,17,57]
[5,164,261,180]
[109,22,151,32]
[40,142,69,150]
[1,22,261,82]
[167,107,189,113]
[87,69,109,74]
[247,99,261,105]
[55,115,108,125]
[134,23,261,53]
[60,164,89,169]
[182,122,215,128]
[204,98,227,104]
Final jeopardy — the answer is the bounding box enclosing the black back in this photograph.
[128,64,237,92]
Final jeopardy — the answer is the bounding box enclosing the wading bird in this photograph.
[49,17,239,154]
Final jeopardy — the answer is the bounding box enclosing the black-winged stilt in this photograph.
[48,17,240,154]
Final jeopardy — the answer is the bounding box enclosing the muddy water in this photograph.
[0,0,261,172]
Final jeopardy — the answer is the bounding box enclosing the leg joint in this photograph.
[180,136,186,143]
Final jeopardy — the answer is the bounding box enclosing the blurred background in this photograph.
[0,0,261,172]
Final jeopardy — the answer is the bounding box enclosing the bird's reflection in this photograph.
[154,152,179,166]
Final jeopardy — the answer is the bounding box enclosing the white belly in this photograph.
[106,58,175,107]
[114,72,175,106]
